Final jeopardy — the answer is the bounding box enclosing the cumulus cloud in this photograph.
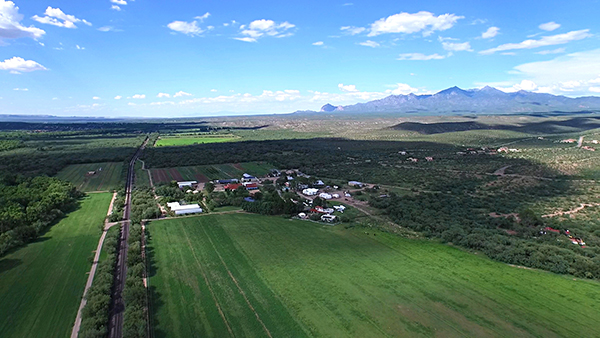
[13,87,28,91]
[168,20,204,36]
[539,21,560,31]
[340,26,366,35]
[110,0,127,5]
[589,87,600,93]
[98,26,120,32]
[480,29,591,54]
[173,91,192,97]
[195,12,210,22]
[481,26,499,39]
[32,7,92,29]
[111,5,121,11]
[387,83,420,95]
[131,94,145,99]
[114,95,122,99]
[0,56,47,73]
[236,19,295,42]
[441,41,472,51]
[338,84,359,92]
[398,53,446,60]
[312,41,324,46]
[493,49,600,95]
[0,0,45,40]
[358,40,380,48]
[157,93,170,98]
[368,11,463,37]
[93,96,100,100]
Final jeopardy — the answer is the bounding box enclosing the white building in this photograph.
[333,205,346,212]
[302,188,319,196]
[321,214,337,222]
[177,181,197,189]
[319,192,333,200]
[348,181,363,187]
[167,202,203,215]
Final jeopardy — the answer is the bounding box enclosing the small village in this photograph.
[156,168,369,224]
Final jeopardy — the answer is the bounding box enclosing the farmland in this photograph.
[0,193,112,338]
[150,162,272,184]
[56,162,124,192]
[148,213,600,338]
[155,135,239,147]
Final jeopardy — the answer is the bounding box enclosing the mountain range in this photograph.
[314,86,600,115]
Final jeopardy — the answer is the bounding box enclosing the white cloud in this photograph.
[589,87,600,93]
[340,26,366,35]
[386,83,420,95]
[237,19,295,42]
[358,40,380,48]
[536,47,565,55]
[398,53,446,60]
[128,102,136,106]
[0,0,46,40]
[368,11,463,37]
[168,20,204,36]
[93,96,100,100]
[210,89,217,92]
[338,84,359,92]
[114,95,122,99]
[157,93,170,98]
[195,12,210,22]
[481,26,499,39]
[495,49,600,95]
[132,94,145,99]
[312,41,324,46]
[76,44,84,50]
[442,41,472,51]
[111,5,121,11]
[539,21,560,31]
[234,37,256,43]
[0,56,46,73]
[173,91,192,97]
[480,29,591,54]
[98,26,119,32]
[13,87,28,91]
[32,7,91,29]
[111,0,127,5]
[150,101,175,106]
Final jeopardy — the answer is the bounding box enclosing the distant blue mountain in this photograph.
[312,86,600,115]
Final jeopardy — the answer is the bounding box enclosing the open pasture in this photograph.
[56,162,124,192]
[148,214,600,338]
[0,193,112,338]
[155,135,239,147]
[150,162,272,184]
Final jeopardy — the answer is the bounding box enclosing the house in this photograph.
[217,179,239,184]
[348,181,363,187]
[167,202,203,215]
[561,139,576,143]
[177,181,197,189]
[333,205,346,212]
[582,146,596,151]
[425,157,434,162]
[399,151,407,155]
[407,158,418,163]
[298,212,308,219]
[344,192,351,197]
[287,176,295,181]
[87,171,96,175]
[498,147,509,153]
[332,193,340,199]
[242,173,259,183]
[319,192,333,200]
[224,183,242,190]
[321,214,337,222]
[302,188,319,196]
[245,183,259,190]
[244,197,256,203]
[314,180,325,186]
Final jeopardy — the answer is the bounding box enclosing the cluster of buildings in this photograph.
[540,227,586,247]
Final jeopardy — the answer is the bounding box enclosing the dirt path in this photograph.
[542,203,600,218]
[71,192,118,338]
[493,165,512,176]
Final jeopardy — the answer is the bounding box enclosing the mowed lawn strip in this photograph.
[150,214,600,338]
[0,193,112,338]
[147,217,308,338]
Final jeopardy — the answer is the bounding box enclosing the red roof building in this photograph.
[224,183,242,190]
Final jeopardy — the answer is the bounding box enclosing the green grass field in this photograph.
[0,193,112,338]
[150,162,273,184]
[155,136,238,147]
[56,162,124,192]
[148,214,600,338]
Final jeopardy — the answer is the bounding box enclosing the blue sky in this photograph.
[1,0,600,117]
